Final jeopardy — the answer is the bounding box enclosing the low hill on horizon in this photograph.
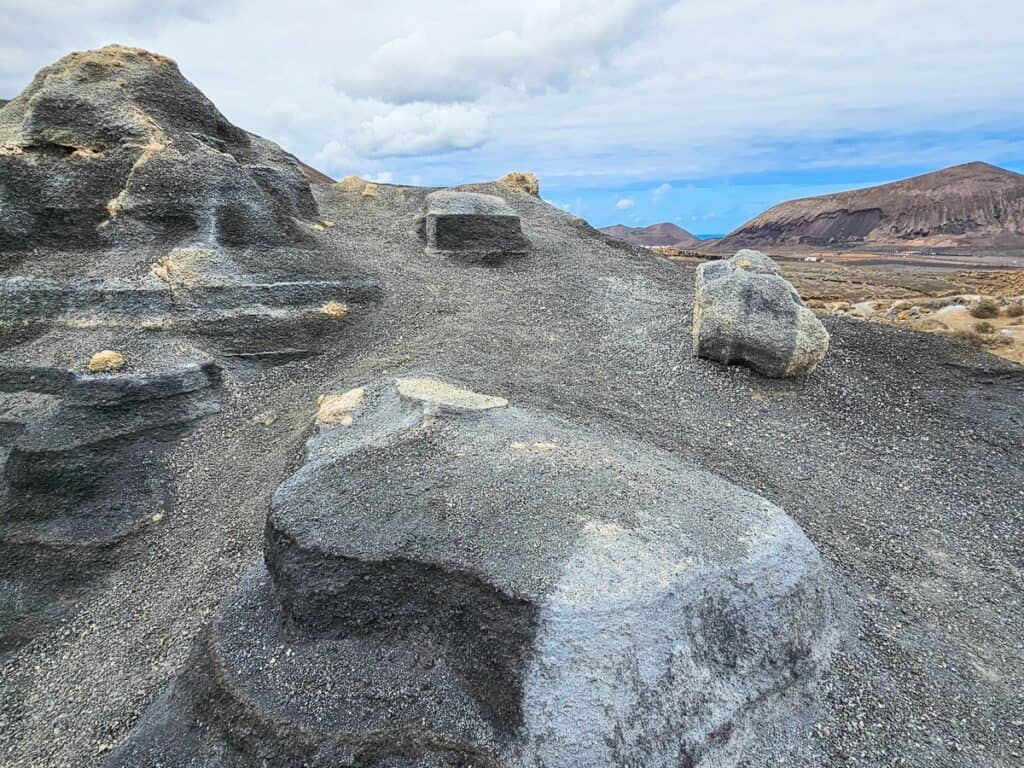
[715,162,1024,251]
[599,222,702,248]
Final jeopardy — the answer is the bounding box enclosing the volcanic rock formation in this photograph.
[7,45,1022,768]
[600,222,702,248]
[108,375,839,767]
[693,251,829,377]
[715,162,1024,250]
[0,45,319,252]
[0,46,381,652]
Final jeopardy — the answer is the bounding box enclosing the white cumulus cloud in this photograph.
[356,102,489,157]
[616,198,636,210]
[335,0,676,104]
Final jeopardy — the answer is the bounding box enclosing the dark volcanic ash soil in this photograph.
[0,178,1020,767]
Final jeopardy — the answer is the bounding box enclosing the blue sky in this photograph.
[3,1,1023,235]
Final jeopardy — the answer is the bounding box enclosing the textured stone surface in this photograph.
[418,190,530,260]
[0,45,318,251]
[0,46,384,656]
[693,253,829,377]
[109,376,839,767]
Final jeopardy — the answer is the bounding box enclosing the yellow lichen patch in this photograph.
[84,45,178,70]
[316,387,366,426]
[105,192,126,219]
[508,441,527,451]
[395,377,508,411]
[321,220,335,228]
[499,171,540,196]
[532,442,558,452]
[87,350,125,373]
[320,301,348,318]
[150,248,209,288]
[338,175,366,192]
[337,176,380,197]
[312,223,325,232]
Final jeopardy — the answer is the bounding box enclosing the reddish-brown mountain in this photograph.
[716,162,1024,250]
[600,222,702,248]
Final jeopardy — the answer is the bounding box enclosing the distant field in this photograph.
[664,251,1024,365]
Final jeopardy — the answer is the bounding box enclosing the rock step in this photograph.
[0,276,382,322]
[105,568,507,767]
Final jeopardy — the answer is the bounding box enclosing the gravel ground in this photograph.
[1,181,1022,767]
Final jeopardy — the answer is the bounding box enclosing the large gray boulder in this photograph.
[0,45,319,251]
[108,375,840,767]
[693,251,829,377]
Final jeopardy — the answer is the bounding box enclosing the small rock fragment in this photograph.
[86,350,125,373]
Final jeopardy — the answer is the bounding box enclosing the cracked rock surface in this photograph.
[0,45,318,252]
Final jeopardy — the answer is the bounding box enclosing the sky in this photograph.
[2,1,1023,235]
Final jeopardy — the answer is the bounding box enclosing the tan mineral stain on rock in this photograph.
[86,350,125,373]
[316,387,366,426]
[320,301,348,318]
[395,377,508,411]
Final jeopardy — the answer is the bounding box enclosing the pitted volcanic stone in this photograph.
[419,191,530,259]
[108,375,841,766]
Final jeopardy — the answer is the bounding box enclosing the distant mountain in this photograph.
[716,162,1024,250]
[600,222,702,248]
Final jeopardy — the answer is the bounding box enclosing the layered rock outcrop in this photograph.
[0,46,381,652]
[417,190,531,262]
[0,45,319,251]
[108,375,839,767]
